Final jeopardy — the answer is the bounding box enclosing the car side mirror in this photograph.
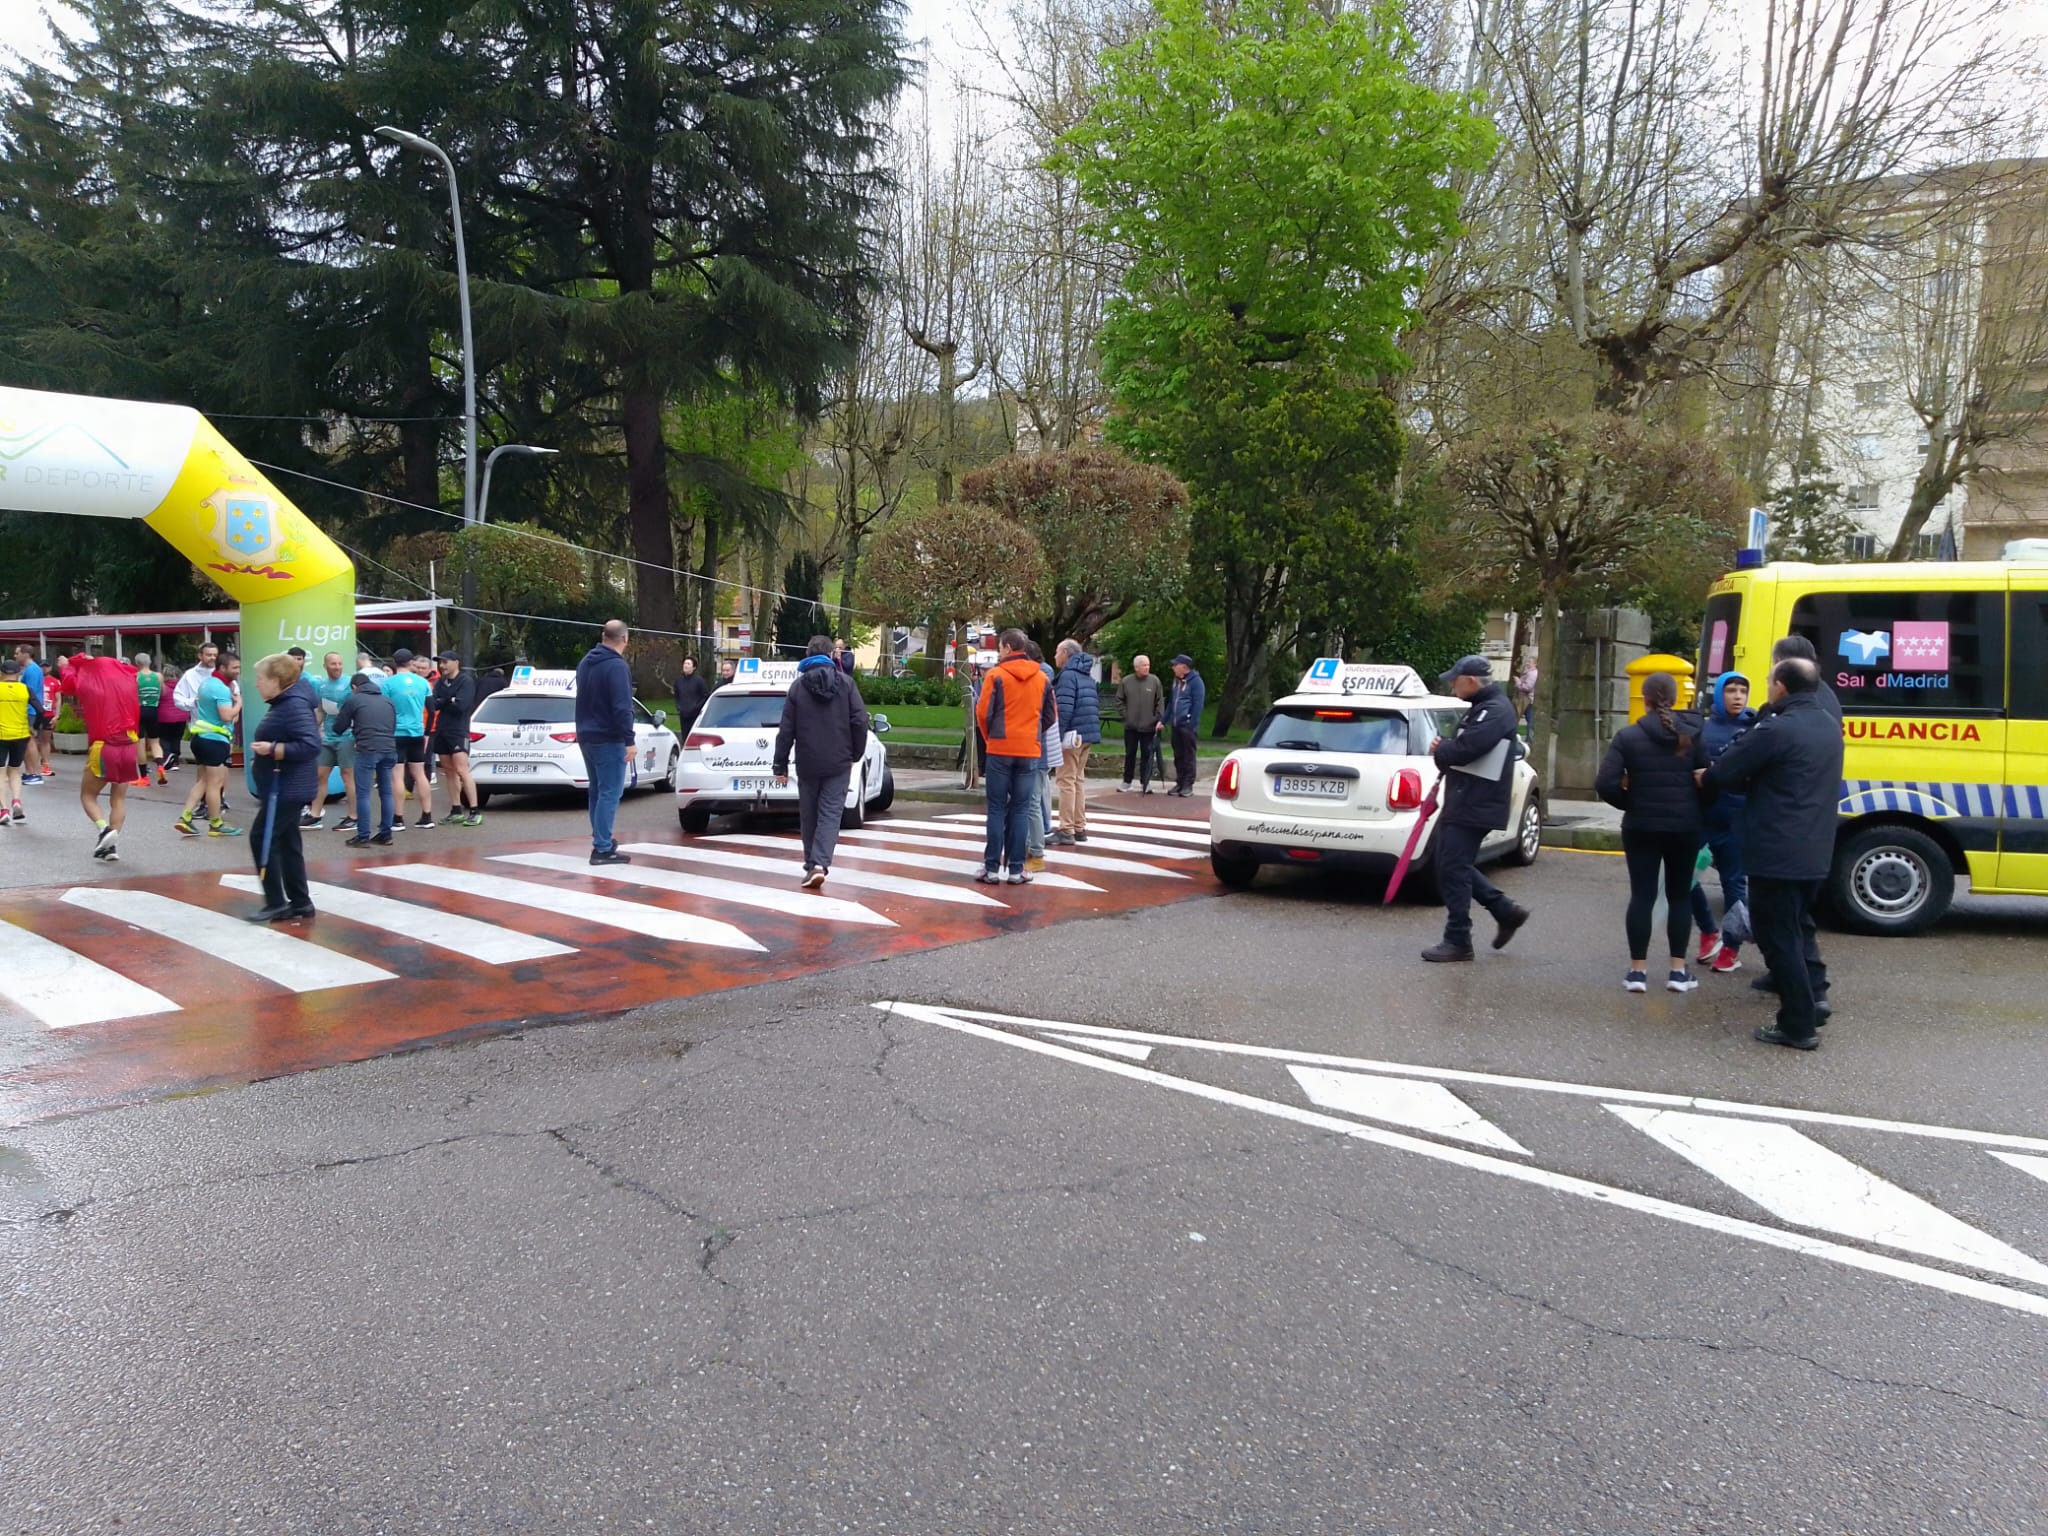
[655,709,668,728]
[872,713,891,735]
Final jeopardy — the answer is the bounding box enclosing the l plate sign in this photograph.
[876,1002,2048,1321]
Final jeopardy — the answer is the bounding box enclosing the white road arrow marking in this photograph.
[621,843,1003,907]
[838,827,1190,880]
[497,851,893,927]
[0,915,181,1029]
[62,888,396,993]
[707,833,1104,892]
[367,865,764,950]
[876,1001,2048,1322]
[1289,1065,1530,1154]
[1993,1151,2048,1187]
[1607,1106,2048,1288]
[220,876,575,964]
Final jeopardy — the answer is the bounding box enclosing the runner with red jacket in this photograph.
[60,652,142,861]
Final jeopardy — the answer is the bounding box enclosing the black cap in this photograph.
[1439,654,1492,686]
[391,648,414,665]
[1171,653,1194,667]
[434,651,459,663]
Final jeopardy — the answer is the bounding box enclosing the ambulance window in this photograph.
[1788,590,2004,714]
[2013,593,2048,720]
[1699,594,1740,681]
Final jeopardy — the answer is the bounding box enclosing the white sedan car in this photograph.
[467,669,681,806]
[1208,661,1542,891]
[674,659,894,835]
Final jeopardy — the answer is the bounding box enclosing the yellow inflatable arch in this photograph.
[0,384,356,770]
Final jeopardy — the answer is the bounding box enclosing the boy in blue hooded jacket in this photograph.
[1690,672,1756,970]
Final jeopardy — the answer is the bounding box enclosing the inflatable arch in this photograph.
[0,384,356,778]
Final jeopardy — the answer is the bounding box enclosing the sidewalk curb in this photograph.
[1541,825,1623,851]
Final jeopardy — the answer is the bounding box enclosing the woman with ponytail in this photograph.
[1594,671,1711,993]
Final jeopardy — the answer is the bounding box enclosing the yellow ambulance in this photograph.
[1699,556,2048,934]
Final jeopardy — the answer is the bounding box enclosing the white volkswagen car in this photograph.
[1208,661,1542,891]
[467,667,681,806]
[674,658,894,835]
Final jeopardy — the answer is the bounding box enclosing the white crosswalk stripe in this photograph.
[837,826,1191,879]
[61,887,397,993]
[219,875,576,964]
[1084,809,1209,829]
[896,820,1204,860]
[707,833,1105,892]
[367,864,765,950]
[497,851,893,927]
[1289,1065,1530,1155]
[1992,1151,2048,1188]
[1607,1105,2048,1288]
[939,811,1212,848]
[0,916,181,1030]
[620,843,1004,907]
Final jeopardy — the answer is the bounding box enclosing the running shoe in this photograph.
[9,800,21,821]
[300,810,323,829]
[1696,933,1721,965]
[335,815,357,832]
[1667,969,1700,993]
[20,773,44,786]
[209,820,243,837]
[463,810,483,828]
[801,868,826,889]
[174,814,197,836]
[155,768,170,785]
[415,813,436,829]
[93,822,117,854]
[0,809,10,827]
[1711,947,1743,974]
[1623,969,1649,994]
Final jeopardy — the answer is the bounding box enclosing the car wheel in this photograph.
[1211,850,1258,889]
[1502,795,1542,867]
[679,804,713,836]
[843,769,867,830]
[1828,823,1953,935]
[663,749,680,792]
[874,765,895,814]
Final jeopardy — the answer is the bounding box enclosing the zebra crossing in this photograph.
[0,811,1216,1125]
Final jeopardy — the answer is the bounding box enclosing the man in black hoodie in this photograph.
[1422,656,1532,962]
[1700,657,1844,1050]
[774,634,870,888]
[672,656,711,738]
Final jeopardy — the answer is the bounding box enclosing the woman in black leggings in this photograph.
[1595,672,1709,994]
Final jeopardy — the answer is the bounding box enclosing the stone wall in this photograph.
[1543,607,1650,798]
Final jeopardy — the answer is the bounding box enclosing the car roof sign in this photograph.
[733,658,801,688]
[505,666,576,694]
[1295,658,1428,699]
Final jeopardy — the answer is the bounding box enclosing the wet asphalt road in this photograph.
[4,826,2048,1535]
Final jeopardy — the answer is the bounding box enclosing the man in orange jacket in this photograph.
[973,628,1056,884]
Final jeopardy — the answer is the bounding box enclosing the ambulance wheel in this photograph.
[679,804,713,836]
[1829,824,1952,936]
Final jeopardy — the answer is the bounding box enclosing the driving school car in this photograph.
[1207,660,1542,890]
[466,666,681,806]
[673,658,894,834]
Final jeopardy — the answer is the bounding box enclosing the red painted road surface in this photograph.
[0,812,1218,1125]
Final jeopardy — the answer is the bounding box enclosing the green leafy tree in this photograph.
[959,448,1189,652]
[1063,0,1493,731]
[448,521,590,660]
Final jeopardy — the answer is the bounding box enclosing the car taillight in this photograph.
[468,731,485,743]
[550,730,578,743]
[1216,757,1241,800]
[1389,767,1423,810]
[685,732,723,750]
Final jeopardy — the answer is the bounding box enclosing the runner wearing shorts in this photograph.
[304,651,358,832]
[13,645,47,784]
[0,658,31,825]
[155,665,190,769]
[133,653,170,784]
[60,652,143,861]
[175,655,242,836]
[431,652,480,825]
[382,649,435,829]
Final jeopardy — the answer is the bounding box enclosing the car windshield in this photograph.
[1249,705,1411,755]
[696,692,787,730]
[473,695,576,724]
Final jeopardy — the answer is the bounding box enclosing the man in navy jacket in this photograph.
[575,620,636,865]
[1051,639,1102,843]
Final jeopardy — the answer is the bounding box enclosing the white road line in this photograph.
[708,833,1105,892]
[495,852,893,928]
[1082,808,1212,829]
[1993,1151,2048,1187]
[1044,1032,1154,1061]
[367,864,765,950]
[937,812,1212,848]
[620,843,1003,908]
[1289,1065,1530,1155]
[838,827,1191,880]
[876,1001,2048,1322]
[60,888,397,994]
[903,1006,2048,1157]
[219,875,575,965]
[0,917,182,1030]
[897,820,1203,860]
[1607,1106,2048,1288]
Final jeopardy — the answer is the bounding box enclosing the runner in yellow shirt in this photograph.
[0,658,31,826]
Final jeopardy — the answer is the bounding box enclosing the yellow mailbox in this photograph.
[1626,653,1697,723]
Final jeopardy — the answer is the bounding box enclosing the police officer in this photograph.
[1421,655,1533,963]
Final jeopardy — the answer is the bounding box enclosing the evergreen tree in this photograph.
[774,552,827,654]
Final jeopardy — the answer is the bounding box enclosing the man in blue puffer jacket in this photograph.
[1690,671,1756,973]
[1050,639,1102,845]
[246,653,324,922]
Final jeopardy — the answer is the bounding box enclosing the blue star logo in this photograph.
[1839,629,1890,666]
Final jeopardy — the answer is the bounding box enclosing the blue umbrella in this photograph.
[255,756,280,883]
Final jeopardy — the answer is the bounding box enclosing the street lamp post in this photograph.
[478,444,559,526]
[375,124,478,660]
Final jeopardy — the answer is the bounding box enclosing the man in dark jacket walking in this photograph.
[775,635,871,887]
[1051,639,1101,843]
[672,657,711,738]
[1422,656,1531,962]
[1699,657,1844,1049]
[337,671,399,846]
[575,620,636,865]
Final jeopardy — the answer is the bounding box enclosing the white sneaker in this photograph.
[1120,782,1133,792]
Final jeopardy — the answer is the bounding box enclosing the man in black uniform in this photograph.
[430,652,481,826]
[1699,657,1844,1050]
[1421,655,1532,963]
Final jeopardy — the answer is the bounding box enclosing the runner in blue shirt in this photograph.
[174,656,243,836]
[11,645,46,784]
[303,651,359,832]
[381,650,435,829]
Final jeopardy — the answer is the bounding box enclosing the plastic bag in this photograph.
[1720,899,1752,948]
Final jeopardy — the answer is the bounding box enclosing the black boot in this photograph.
[1491,904,1531,950]
[1421,941,1475,963]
